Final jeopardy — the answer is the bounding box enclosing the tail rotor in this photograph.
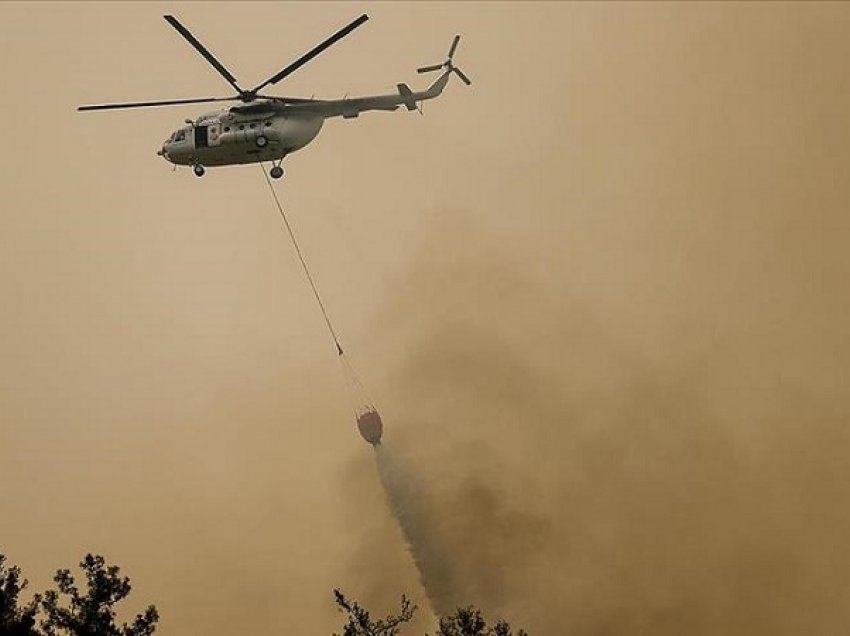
[417,35,472,86]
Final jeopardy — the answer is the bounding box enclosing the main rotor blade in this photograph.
[163,15,242,93]
[448,35,460,60]
[417,64,443,74]
[253,14,369,92]
[78,96,234,111]
[453,67,472,86]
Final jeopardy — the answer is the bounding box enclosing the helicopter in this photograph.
[78,14,470,178]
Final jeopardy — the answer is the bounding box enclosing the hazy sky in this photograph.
[2,3,850,635]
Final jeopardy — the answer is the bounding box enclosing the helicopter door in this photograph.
[194,125,209,148]
[207,124,222,147]
[193,124,221,148]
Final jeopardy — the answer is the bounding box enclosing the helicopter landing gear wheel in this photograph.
[270,165,284,179]
[255,135,268,148]
[193,164,205,177]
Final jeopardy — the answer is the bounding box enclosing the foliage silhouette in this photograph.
[333,589,417,636]
[434,606,528,636]
[332,590,528,636]
[6,552,530,636]
[0,554,41,636]
[40,554,158,636]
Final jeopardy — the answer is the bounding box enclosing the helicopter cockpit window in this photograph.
[173,130,186,142]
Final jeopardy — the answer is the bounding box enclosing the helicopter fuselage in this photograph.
[79,13,469,179]
[159,107,323,167]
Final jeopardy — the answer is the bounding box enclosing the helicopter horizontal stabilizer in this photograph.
[397,84,417,111]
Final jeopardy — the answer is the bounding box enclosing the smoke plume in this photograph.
[340,193,850,635]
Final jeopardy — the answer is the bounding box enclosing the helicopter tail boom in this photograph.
[422,70,452,99]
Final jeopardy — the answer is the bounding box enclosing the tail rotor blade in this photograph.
[453,67,472,86]
[417,64,443,74]
[447,35,460,60]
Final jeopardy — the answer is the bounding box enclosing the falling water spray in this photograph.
[373,443,458,618]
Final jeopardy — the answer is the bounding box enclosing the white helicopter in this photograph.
[78,14,470,178]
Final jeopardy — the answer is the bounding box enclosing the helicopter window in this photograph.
[238,124,245,130]
[174,130,186,142]
[249,123,256,129]
[265,121,271,127]
[223,126,230,132]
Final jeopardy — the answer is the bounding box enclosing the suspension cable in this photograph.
[259,162,381,420]
[260,164,343,356]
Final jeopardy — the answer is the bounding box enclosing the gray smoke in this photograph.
[338,196,850,635]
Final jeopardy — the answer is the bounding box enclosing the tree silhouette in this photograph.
[40,554,158,636]
[332,591,528,636]
[333,589,416,636]
[0,554,41,636]
[434,607,528,636]
[8,552,530,636]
